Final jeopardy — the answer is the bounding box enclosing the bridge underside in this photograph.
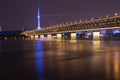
[27,29,120,41]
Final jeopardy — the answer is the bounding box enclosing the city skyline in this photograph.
[0,0,120,30]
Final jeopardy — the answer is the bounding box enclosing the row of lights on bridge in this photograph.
[42,12,119,29]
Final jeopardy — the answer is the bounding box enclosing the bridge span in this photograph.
[22,16,120,40]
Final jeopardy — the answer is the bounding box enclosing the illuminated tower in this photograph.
[37,8,41,30]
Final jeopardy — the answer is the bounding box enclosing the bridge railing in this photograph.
[22,16,120,35]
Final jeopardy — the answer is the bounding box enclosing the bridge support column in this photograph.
[47,34,52,40]
[30,35,34,39]
[71,33,76,40]
[57,33,62,40]
[40,35,44,40]
[93,31,100,40]
[35,35,39,39]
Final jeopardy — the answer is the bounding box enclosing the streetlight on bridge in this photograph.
[114,12,118,16]
[91,18,94,21]
[79,20,82,23]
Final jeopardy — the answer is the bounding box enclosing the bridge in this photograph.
[22,15,120,40]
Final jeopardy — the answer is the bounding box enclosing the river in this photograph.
[0,40,120,80]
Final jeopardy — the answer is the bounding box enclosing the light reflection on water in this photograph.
[40,40,120,80]
[0,40,120,80]
[104,46,120,80]
[0,41,2,53]
[36,40,44,80]
[92,41,100,51]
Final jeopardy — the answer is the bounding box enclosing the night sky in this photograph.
[0,0,120,31]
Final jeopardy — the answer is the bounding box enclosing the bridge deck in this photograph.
[22,16,120,35]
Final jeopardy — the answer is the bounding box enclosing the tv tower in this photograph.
[37,7,41,30]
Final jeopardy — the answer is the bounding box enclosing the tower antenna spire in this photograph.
[37,2,41,30]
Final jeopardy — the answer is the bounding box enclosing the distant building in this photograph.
[113,29,120,34]
[0,30,26,36]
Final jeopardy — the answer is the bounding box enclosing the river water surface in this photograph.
[0,40,120,80]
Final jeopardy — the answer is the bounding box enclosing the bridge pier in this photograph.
[30,35,34,39]
[40,35,44,40]
[57,33,62,40]
[35,35,39,39]
[47,34,52,40]
[93,31,100,40]
[71,33,76,40]
[29,35,39,40]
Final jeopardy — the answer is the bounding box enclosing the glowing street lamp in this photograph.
[106,15,109,18]
[79,20,82,23]
[91,18,94,21]
[114,12,118,16]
